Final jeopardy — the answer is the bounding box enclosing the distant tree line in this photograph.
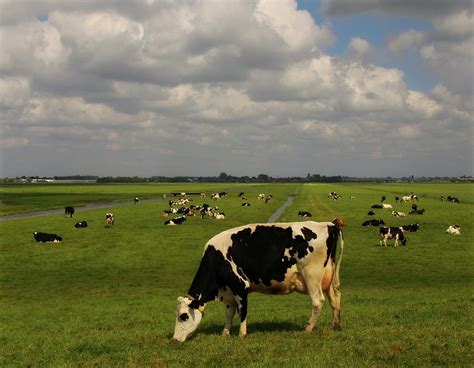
[2,174,472,184]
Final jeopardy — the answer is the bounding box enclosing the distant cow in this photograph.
[446,224,461,235]
[172,219,345,342]
[134,197,139,204]
[382,203,393,209]
[238,192,245,197]
[395,196,400,203]
[242,203,251,207]
[447,196,460,204]
[298,211,312,218]
[34,232,62,243]
[74,221,88,228]
[65,206,75,218]
[402,195,418,203]
[379,227,407,247]
[391,211,406,217]
[258,193,266,200]
[401,223,420,232]
[213,212,226,220]
[362,219,385,227]
[381,196,386,203]
[367,211,376,216]
[165,216,187,225]
[371,204,383,209]
[105,213,115,227]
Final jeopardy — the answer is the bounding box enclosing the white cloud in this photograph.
[0,0,472,177]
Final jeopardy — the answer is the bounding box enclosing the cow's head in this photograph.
[172,296,203,342]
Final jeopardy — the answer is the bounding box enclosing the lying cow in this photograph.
[401,223,420,232]
[34,232,62,243]
[172,219,346,342]
[298,211,312,218]
[446,224,461,235]
[74,221,88,228]
[241,203,251,207]
[379,227,407,247]
[362,219,385,227]
[65,206,75,218]
[371,204,383,209]
[165,216,187,225]
[367,211,376,216]
[391,211,406,217]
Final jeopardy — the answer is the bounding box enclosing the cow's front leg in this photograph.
[236,293,249,337]
[222,304,237,336]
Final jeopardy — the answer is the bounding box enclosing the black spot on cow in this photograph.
[226,226,316,288]
[301,227,317,242]
[325,225,340,267]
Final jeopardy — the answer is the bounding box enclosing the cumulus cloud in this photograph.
[0,0,472,177]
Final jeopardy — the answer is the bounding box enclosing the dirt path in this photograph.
[0,197,166,222]
[267,192,298,223]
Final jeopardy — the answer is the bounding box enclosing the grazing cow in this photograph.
[241,196,248,201]
[242,203,251,207]
[298,211,312,218]
[65,206,75,218]
[367,211,376,216]
[165,216,187,225]
[172,219,346,342]
[371,204,383,209]
[395,196,400,203]
[382,203,393,209]
[258,193,266,200]
[401,223,420,232]
[211,192,228,200]
[402,194,418,203]
[105,213,115,227]
[446,224,461,235]
[381,196,386,203]
[265,195,272,204]
[134,197,139,204]
[379,227,407,247]
[238,192,245,198]
[391,211,406,217]
[74,221,88,228]
[362,219,385,227]
[34,232,62,243]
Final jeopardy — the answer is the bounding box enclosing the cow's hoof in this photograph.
[333,324,342,331]
[222,330,230,337]
[305,325,314,333]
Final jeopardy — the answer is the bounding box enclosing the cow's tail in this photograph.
[332,228,344,290]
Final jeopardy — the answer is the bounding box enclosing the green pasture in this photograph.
[0,183,261,216]
[0,183,472,367]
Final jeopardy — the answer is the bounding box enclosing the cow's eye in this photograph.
[179,313,189,321]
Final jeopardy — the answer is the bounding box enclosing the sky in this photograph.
[0,0,472,178]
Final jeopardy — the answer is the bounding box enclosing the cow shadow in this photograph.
[198,320,302,336]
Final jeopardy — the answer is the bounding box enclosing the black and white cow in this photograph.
[105,213,115,227]
[367,211,376,216]
[401,223,420,232]
[165,215,187,225]
[447,196,460,204]
[134,197,139,204]
[446,224,461,235]
[298,211,312,218]
[241,203,251,207]
[172,219,346,342]
[379,227,407,247]
[74,221,88,228]
[65,206,75,218]
[362,219,385,227]
[34,232,62,243]
[371,204,383,209]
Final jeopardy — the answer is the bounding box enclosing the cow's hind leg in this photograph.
[325,284,341,331]
[222,303,237,336]
[305,283,325,332]
[236,292,249,337]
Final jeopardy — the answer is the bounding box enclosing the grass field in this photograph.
[0,183,472,367]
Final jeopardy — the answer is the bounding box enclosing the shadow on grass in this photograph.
[198,320,303,336]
